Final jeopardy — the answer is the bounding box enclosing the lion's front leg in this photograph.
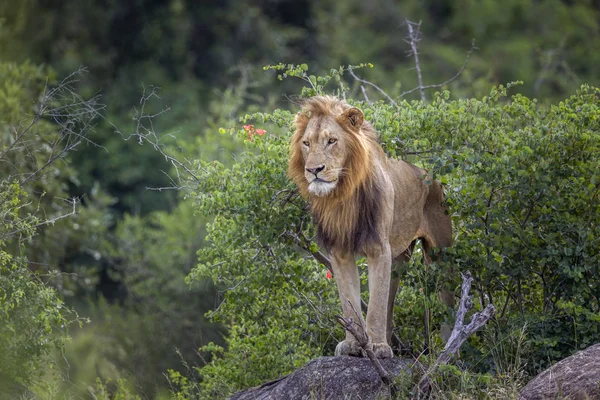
[366,243,394,358]
[330,250,364,357]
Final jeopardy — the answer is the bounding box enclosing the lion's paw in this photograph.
[335,339,363,357]
[371,342,394,359]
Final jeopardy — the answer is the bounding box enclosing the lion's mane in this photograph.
[288,96,387,252]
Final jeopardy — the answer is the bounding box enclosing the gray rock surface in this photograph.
[229,356,411,400]
[520,343,600,400]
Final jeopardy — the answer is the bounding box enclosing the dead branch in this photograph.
[112,85,202,188]
[2,67,104,185]
[336,305,398,398]
[415,271,495,399]
[0,68,103,240]
[405,20,426,102]
[400,39,477,99]
[360,85,372,105]
[348,69,397,107]
[347,20,475,106]
[0,197,80,241]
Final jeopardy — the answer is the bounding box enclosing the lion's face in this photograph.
[299,115,354,197]
[289,100,366,200]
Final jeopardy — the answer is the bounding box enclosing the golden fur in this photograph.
[288,96,452,358]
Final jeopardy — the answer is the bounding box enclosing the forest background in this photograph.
[1,0,600,398]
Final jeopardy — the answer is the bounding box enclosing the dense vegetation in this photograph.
[1,1,599,398]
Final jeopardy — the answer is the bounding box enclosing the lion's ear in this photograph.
[340,107,364,130]
[294,111,308,126]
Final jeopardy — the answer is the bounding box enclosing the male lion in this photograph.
[288,96,452,358]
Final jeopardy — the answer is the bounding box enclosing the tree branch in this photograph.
[400,38,477,100]
[112,85,202,187]
[348,69,397,107]
[415,271,496,399]
[336,298,397,397]
[405,20,426,102]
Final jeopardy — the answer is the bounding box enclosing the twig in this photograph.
[1,197,79,240]
[335,312,397,397]
[112,85,202,186]
[348,69,397,107]
[339,82,347,101]
[4,67,105,186]
[360,86,372,105]
[415,271,496,399]
[286,231,332,273]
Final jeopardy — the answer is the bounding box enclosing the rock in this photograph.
[229,356,411,400]
[520,343,600,400]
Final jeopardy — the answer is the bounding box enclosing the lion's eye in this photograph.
[303,141,310,147]
[328,138,337,145]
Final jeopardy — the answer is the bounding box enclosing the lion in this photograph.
[288,96,452,358]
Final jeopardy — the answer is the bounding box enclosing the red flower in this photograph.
[242,124,267,141]
[326,270,333,279]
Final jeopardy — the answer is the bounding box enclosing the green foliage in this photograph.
[0,182,70,387]
[0,61,113,299]
[0,62,100,392]
[265,62,373,97]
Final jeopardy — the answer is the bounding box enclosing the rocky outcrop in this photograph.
[229,356,411,400]
[520,343,600,400]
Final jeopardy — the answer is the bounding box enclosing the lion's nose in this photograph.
[306,165,325,175]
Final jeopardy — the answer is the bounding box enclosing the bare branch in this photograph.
[2,67,105,186]
[360,85,372,105]
[348,69,397,107]
[346,22,475,107]
[0,68,103,242]
[405,20,426,102]
[1,197,79,240]
[339,82,347,101]
[415,271,495,399]
[400,39,477,99]
[111,85,202,187]
[335,314,396,397]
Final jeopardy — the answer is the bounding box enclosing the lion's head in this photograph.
[288,96,380,201]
